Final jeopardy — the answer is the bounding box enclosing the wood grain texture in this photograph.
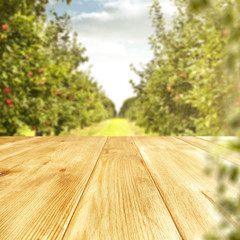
[0,137,53,163]
[198,136,238,142]
[63,137,181,240]
[0,136,34,146]
[0,137,107,240]
[176,136,240,166]
[0,136,233,240]
[133,136,221,240]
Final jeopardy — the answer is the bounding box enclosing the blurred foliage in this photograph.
[118,97,137,121]
[204,138,240,240]
[123,0,240,136]
[189,0,240,239]
[0,0,115,136]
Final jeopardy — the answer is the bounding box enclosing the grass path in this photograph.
[61,118,147,136]
[16,118,149,136]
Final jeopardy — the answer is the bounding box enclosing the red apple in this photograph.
[8,104,13,108]
[168,86,172,92]
[182,119,187,123]
[38,69,43,74]
[40,82,45,86]
[3,87,11,93]
[28,71,33,76]
[1,24,8,30]
[5,99,12,105]
[32,126,37,130]
[221,30,229,36]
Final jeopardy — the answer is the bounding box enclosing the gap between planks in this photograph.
[131,137,184,240]
[63,137,182,240]
[133,137,223,240]
[61,137,109,239]
[174,136,240,167]
[0,137,108,240]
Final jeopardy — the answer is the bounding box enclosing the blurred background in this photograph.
[0,0,239,137]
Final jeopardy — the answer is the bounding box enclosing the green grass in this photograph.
[15,125,35,136]
[16,118,151,136]
[61,118,147,136]
[92,118,142,136]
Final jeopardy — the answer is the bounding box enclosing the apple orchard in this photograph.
[120,0,240,136]
[0,0,116,136]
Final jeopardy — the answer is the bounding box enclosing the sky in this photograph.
[47,0,175,111]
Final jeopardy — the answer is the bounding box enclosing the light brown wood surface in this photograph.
[0,136,34,146]
[176,136,240,166]
[0,136,237,239]
[63,137,181,240]
[133,137,222,240]
[0,137,107,240]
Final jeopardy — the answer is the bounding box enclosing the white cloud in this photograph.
[161,0,176,15]
[72,0,154,42]
[73,11,112,21]
[75,0,90,4]
[49,0,56,5]
[72,0,175,111]
[75,0,84,4]
[67,10,79,16]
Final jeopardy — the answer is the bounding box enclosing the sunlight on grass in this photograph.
[15,118,156,136]
[61,118,149,136]
[94,119,135,136]
[15,125,35,136]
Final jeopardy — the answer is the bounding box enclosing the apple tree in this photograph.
[0,0,116,136]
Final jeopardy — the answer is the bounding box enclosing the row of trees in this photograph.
[120,0,239,136]
[0,0,116,136]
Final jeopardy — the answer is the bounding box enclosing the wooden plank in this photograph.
[63,137,181,240]
[196,136,239,149]
[175,136,217,151]
[0,136,107,240]
[0,137,74,166]
[0,136,34,146]
[133,136,221,240]
[198,136,238,142]
[176,136,240,166]
[0,137,73,193]
[0,137,56,162]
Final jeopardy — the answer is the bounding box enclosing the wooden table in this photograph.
[0,136,237,240]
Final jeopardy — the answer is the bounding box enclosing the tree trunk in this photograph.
[35,131,43,136]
